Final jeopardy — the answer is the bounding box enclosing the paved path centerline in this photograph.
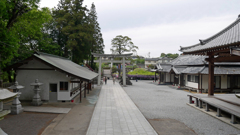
[87,81,157,135]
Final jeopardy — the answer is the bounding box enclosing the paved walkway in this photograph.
[87,81,157,135]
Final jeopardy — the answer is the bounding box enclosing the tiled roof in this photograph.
[180,16,240,53]
[201,66,240,75]
[171,55,207,66]
[172,66,187,74]
[181,66,205,74]
[156,63,171,72]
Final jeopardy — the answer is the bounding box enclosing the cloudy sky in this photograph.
[40,0,240,57]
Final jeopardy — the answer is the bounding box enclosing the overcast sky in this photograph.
[40,0,240,57]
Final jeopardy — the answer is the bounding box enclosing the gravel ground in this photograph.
[0,112,58,135]
[123,80,240,135]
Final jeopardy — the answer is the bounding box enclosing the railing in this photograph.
[85,64,94,71]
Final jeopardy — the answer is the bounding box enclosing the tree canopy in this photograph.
[0,0,104,82]
[160,53,179,59]
[110,35,138,54]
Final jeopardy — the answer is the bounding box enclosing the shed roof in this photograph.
[6,52,98,81]
[33,52,98,81]
[180,15,240,54]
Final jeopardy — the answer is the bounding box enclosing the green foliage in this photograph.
[126,65,138,69]
[160,53,179,59]
[128,68,155,75]
[0,0,104,82]
[0,0,51,67]
[110,35,138,54]
[135,58,145,64]
[111,66,118,73]
[147,64,155,69]
[88,3,105,69]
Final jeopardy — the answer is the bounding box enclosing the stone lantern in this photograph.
[30,79,43,106]
[8,81,24,114]
[0,89,17,135]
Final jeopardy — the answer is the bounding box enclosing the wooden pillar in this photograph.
[198,73,200,91]
[154,72,156,82]
[164,72,167,84]
[158,72,161,84]
[201,74,203,93]
[170,73,171,83]
[208,54,214,96]
[84,82,86,98]
[79,81,82,103]
[87,81,89,94]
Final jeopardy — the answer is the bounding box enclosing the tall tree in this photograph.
[0,0,51,67]
[52,0,95,64]
[110,35,138,54]
[0,0,39,66]
[88,2,104,69]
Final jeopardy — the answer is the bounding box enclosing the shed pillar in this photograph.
[98,57,102,86]
[123,57,126,86]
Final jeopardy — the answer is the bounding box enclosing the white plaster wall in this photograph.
[16,59,71,101]
[166,73,170,82]
[185,81,198,89]
[185,74,198,88]
[221,75,227,89]
[202,75,209,90]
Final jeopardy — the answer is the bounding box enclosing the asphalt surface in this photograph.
[123,80,240,135]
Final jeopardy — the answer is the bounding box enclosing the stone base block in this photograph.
[31,100,43,106]
[10,104,23,115]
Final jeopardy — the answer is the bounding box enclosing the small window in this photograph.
[227,76,231,88]
[187,75,191,81]
[60,82,68,91]
[195,76,199,83]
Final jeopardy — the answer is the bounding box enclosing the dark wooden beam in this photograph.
[206,56,240,62]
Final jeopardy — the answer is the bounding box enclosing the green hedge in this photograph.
[128,68,154,75]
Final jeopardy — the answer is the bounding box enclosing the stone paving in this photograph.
[24,106,71,113]
[123,80,240,135]
[86,81,157,135]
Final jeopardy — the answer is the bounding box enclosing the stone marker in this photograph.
[30,79,43,106]
[8,82,24,115]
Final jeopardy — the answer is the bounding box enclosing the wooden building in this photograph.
[180,14,240,95]
[5,52,98,102]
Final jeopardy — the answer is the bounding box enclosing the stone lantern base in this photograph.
[31,98,42,106]
[10,104,23,115]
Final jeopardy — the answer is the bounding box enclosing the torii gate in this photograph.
[92,53,132,86]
